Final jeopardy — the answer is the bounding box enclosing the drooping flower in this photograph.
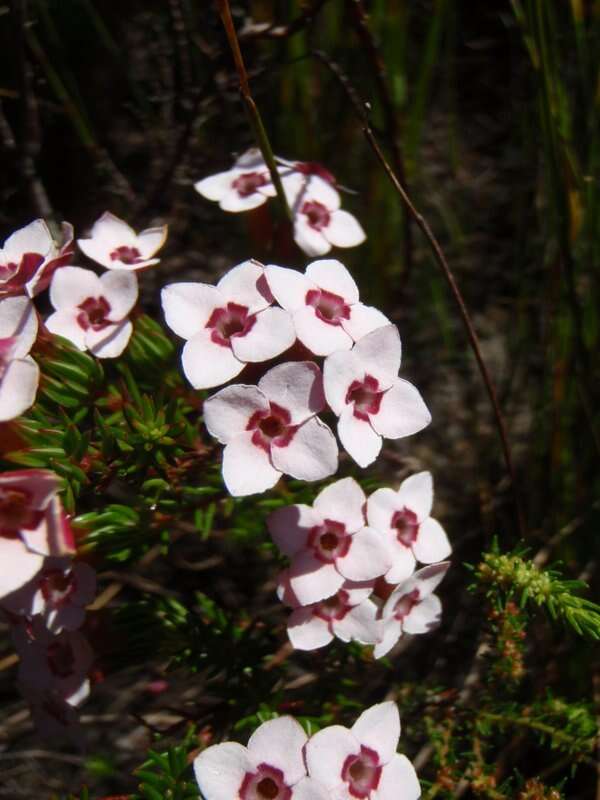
[0,295,39,421]
[279,578,380,651]
[367,472,451,583]
[194,148,283,213]
[203,361,338,496]
[77,211,167,271]
[268,477,391,605]
[323,325,431,467]
[374,563,449,659]
[305,702,421,800]
[161,260,295,389]
[0,470,74,602]
[285,173,366,257]
[0,219,74,298]
[46,266,138,358]
[194,715,329,800]
[264,260,389,356]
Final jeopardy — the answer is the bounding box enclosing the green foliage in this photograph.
[133,733,199,800]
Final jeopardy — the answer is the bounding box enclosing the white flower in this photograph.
[77,211,167,270]
[194,148,282,212]
[374,563,449,659]
[268,477,391,605]
[29,559,96,633]
[264,260,389,356]
[305,702,421,800]
[323,325,431,468]
[46,266,138,358]
[161,260,295,390]
[279,578,380,651]
[0,219,74,298]
[194,716,329,800]
[0,295,39,421]
[203,361,338,497]
[285,173,366,257]
[367,472,451,583]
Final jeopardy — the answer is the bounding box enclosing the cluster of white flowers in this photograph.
[0,468,96,736]
[194,702,421,800]
[195,149,366,257]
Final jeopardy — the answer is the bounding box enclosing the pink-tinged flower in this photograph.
[367,472,451,583]
[374,563,449,659]
[0,470,74,601]
[162,260,295,390]
[77,211,167,270]
[204,361,338,497]
[279,578,380,651]
[0,295,39,421]
[323,325,431,468]
[284,173,366,257]
[268,477,391,605]
[194,148,283,213]
[46,266,138,358]
[0,219,74,298]
[194,716,329,800]
[305,703,420,800]
[264,260,389,356]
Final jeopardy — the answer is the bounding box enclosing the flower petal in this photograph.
[376,754,421,800]
[385,539,417,584]
[161,282,222,340]
[182,329,244,389]
[337,406,382,468]
[413,518,451,564]
[403,594,442,635]
[4,220,53,261]
[370,379,431,439]
[395,472,433,523]
[292,306,353,356]
[288,551,344,605]
[222,432,281,496]
[294,218,331,257]
[305,259,359,304]
[247,716,308,785]
[220,190,269,212]
[194,170,237,201]
[342,303,390,343]
[0,296,38,356]
[0,538,43,600]
[323,349,364,415]
[86,320,132,358]
[292,777,332,800]
[353,325,402,390]
[287,607,333,650]
[99,270,138,319]
[324,210,366,249]
[231,306,295,363]
[203,385,269,443]
[264,265,313,311]
[373,618,403,659]
[258,361,326,423]
[45,310,87,351]
[271,417,338,482]
[305,725,359,790]
[383,563,450,613]
[49,267,101,311]
[217,260,272,312]
[367,488,399,534]
[313,477,366,533]
[333,599,381,644]
[352,702,400,764]
[0,358,39,421]
[137,226,168,260]
[267,505,321,557]
[193,742,253,800]
[337,527,391,582]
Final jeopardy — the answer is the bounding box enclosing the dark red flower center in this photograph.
[305,288,351,326]
[47,639,76,679]
[40,568,77,607]
[315,589,351,622]
[0,487,39,533]
[342,746,382,799]
[309,519,350,563]
[247,402,296,453]
[294,161,337,185]
[391,507,419,547]
[240,764,291,800]
[345,375,383,421]
[301,200,331,231]
[232,171,269,197]
[205,302,256,348]
[393,588,421,622]
[110,245,143,265]
[0,253,44,291]
[77,296,111,331]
